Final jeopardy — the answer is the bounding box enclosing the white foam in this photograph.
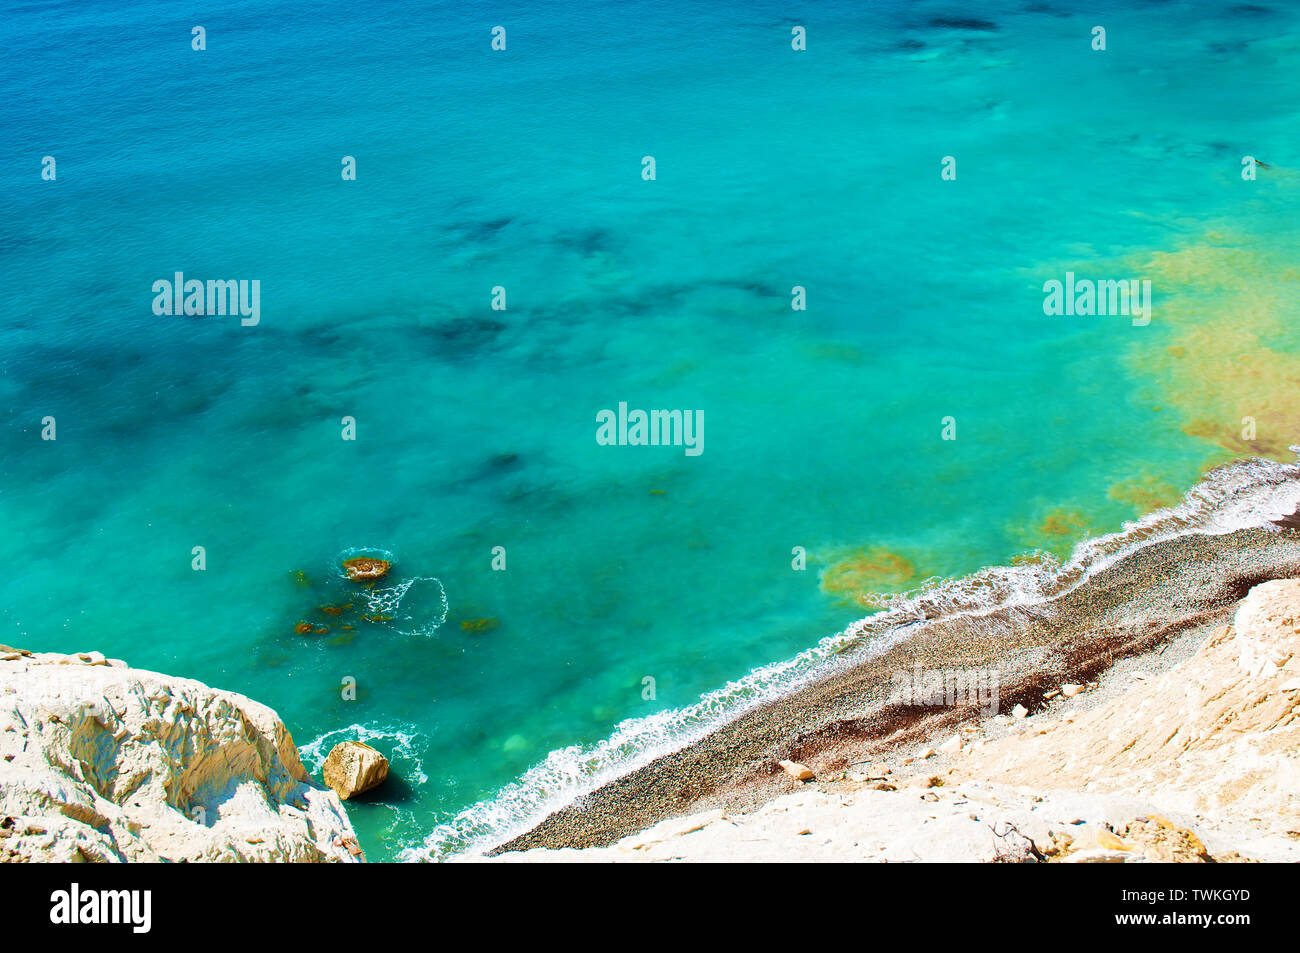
[362,576,449,636]
[300,721,429,785]
[330,546,448,635]
[398,452,1300,862]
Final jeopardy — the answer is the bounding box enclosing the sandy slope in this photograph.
[491,579,1300,862]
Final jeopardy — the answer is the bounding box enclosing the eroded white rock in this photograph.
[0,646,362,863]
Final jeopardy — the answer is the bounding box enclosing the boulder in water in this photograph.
[342,557,391,582]
[322,741,389,800]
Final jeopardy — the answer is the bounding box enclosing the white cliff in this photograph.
[0,647,362,863]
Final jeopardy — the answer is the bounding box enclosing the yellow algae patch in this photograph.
[1039,509,1088,538]
[1009,508,1099,558]
[1124,230,1300,463]
[819,546,921,609]
[1142,241,1273,293]
[1183,414,1296,459]
[1009,550,1057,568]
[1107,475,1184,516]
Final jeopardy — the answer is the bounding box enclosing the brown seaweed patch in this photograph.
[1009,508,1099,557]
[819,547,921,608]
[343,557,391,582]
[1182,414,1297,459]
[1107,476,1184,516]
[1039,509,1087,538]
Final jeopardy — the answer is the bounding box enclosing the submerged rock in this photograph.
[928,16,997,31]
[322,742,389,800]
[342,557,391,582]
[0,648,362,863]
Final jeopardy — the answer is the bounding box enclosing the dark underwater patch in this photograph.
[1206,39,1252,55]
[553,226,616,256]
[426,317,507,357]
[450,217,515,242]
[928,16,998,32]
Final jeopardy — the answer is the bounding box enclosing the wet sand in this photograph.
[493,527,1300,853]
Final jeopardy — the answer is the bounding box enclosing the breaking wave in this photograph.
[398,453,1300,862]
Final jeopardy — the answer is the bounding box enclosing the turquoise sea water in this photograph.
[4,0,1300,859]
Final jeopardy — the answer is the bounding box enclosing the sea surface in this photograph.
[3,0,1300,860]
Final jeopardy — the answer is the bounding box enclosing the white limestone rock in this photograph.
[0,646,363,863]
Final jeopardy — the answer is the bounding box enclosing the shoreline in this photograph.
[412,455,1300,860]
[491,525,1300,854]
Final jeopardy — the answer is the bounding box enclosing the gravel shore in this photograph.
[493,527,1300,854]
